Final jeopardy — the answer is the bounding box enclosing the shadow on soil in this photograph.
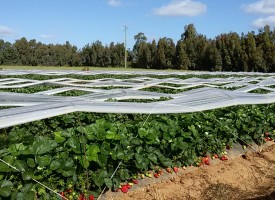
[247,191,275,200]
[203,183,243,200]
[202,183,275,200]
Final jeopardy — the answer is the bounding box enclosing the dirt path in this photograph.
[104,144,275,200]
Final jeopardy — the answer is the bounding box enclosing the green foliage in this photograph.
[141,85,206,94]
[248,88,272,94]
[0,85,61,94]
[0,104,274,198]
[105,97,172,103]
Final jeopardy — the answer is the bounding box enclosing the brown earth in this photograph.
[103,143,275,200]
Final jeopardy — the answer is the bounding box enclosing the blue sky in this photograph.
[0,0,275,49]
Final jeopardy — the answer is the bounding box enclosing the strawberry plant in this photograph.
[0,103,274,198]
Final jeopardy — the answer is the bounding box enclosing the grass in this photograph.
[0,65,189,72]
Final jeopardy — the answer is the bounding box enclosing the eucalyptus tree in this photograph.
[148,39,158,69]
[175,40,190,70]
[203,40,222,71]
[136,41,151,68]
[256,25,274,72]
[181,24,198,70]
[245,32,265,72]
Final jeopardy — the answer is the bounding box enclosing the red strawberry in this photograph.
[202,157,209,164]
[78,194,85,200]
[220,155,228,161]
[214,154,219,158]
[173,167,179,173]
[205,160,210,165]
[89,195,95,200]
[120,185,129,193]
[265,137,272,142]
[166,168,172,173]
[132,179,138,184]
[154,173,159,178]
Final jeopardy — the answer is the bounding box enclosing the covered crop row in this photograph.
[0,72,269,81]
[0,104,274,199]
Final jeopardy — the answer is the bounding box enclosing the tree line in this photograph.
[0,24,274,72]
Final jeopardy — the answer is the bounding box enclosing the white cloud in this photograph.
[253,15,275,28]
[107,0,121,7]
[153,0,207,16]
[243,0,275,14]
[0,25,15,36]
[40,34,55,39]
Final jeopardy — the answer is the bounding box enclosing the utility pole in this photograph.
[123,25,128,68]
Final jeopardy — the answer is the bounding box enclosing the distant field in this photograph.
[0,65,185,72]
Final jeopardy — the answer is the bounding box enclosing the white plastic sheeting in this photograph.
[0,69,275,129]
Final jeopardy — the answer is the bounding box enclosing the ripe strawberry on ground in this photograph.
[132,179,138,184]
[204,160,210,165]
[220,155,228,161]
[173,167,179,173]
[166,168,172,173]
[201,157,210,165]
[265,137,273,141]
[120,185,129,193]
[154,173,160,178]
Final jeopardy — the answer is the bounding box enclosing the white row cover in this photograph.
[0,69,275,129]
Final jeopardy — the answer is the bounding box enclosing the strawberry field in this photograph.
[0,70,275,199]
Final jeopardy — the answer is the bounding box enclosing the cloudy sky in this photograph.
[0,0,274,48]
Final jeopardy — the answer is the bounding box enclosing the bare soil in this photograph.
[104,144,275,200]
